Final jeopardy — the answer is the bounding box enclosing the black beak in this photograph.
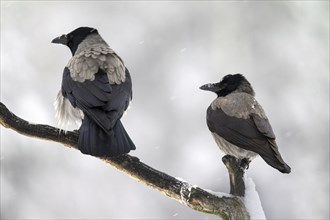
[51,34,68,45]
[200,83,221,92]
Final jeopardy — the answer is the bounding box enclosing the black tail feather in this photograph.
[260,140,291,173]
[78,116,135,157]
[261,154,291,173]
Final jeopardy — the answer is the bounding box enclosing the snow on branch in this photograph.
[0,102,250,219]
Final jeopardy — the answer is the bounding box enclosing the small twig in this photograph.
[0,102,249,219]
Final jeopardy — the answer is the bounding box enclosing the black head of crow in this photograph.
[200,74,291,173]
[52,27,135,157]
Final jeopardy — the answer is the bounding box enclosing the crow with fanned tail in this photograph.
[52,27,135,157]
[200,74,291,173]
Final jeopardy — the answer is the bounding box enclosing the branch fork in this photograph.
[0,102,250,219]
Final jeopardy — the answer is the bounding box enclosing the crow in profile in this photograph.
[200,74,291,173]
[52,27,135,157]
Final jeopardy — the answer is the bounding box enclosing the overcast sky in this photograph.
[1,1,329,219]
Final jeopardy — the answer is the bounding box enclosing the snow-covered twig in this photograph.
[0,102,249,219]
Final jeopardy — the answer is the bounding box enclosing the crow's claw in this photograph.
[240,158,251,170]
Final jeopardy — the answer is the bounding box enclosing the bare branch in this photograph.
[0,102,249,219]
[222,155,246,197]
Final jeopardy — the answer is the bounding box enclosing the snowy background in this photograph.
[1,1,329,219]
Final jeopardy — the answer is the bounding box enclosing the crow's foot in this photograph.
[240,158,251,170]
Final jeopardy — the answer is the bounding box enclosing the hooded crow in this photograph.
[52,27,135,157]
[200,74,291,173]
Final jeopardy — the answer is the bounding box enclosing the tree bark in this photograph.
[222,155,246,197]
[0,102,250,219]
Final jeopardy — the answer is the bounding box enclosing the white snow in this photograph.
[176,177,265,219]
[175,177,196,203]
[244,177,266,219]
[204,188,232,198]
[175,177,186,182]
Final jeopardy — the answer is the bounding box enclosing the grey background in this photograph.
[1,1,329,219]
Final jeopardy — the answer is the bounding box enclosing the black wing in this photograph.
[207,106,291,173]
[207,107,274,155]
[251,113,275,139]
[61,67,132,133]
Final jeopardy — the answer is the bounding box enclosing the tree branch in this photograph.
[222,155,246,197]
[0,102,249,219]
